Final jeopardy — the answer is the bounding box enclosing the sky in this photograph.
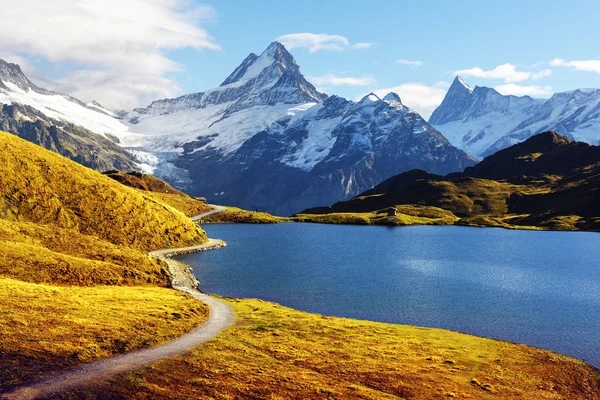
[2,0,600,118]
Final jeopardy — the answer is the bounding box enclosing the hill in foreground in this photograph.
[0,131,206,252]
[299,131,600,231]
[65,298,600,399]
[103,170,213,218]
[0,130,209,286]
[0,131,212,389]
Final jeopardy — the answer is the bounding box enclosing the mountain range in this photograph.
[4,42,600,215]
[0,42,475,215]
[430,76,600,159]
[301,131,600,231]
[0,60,138,171]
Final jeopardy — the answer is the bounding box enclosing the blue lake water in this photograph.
[177,223,600,367]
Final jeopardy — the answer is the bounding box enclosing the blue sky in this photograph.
[2,0,600,116]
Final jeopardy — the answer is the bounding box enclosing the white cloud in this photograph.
[352,42,376,50]
[396,59,423,67]
[550,58,600,74]
[532,69,552,80]
[277,33,348,52]
[365,83,447,118]
[0,0,219,109]
[276,33,371,52]
[308,74,375,87]
[494,84,553,97]
[51,70,183,112]
[453,63,538,83]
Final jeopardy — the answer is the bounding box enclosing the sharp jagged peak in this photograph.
[382,92,402,104]
[428,76,477,125]
[450,76,473,94]
[0,59,35,91]
[261,41,291,58]
[359,93,381,104]
[220,41,299,87]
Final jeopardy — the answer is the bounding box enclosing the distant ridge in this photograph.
[302,131,600,231]
[430,76,600,158]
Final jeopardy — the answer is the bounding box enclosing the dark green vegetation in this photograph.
[302,132,600,231]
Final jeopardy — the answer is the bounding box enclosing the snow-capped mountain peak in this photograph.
[128,42,326,124]
[382,92,402,104]
[359,93,381,104]
[0,58,135,144]
[454,76,473,93]
[220,41,298,87]
[430,76,600,159]
[0,59,42,93]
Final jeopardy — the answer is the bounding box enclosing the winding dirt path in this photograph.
[2,207,233,400]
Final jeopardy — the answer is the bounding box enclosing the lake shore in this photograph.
[137,236,600,399]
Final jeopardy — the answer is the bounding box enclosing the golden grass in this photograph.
[293,205,458,226]
[0,277,209,390]
[202,206,288,224]
[142,191,213,218]
[103,171,213,217]
[0,219,169,286]
[0,131,206,251]
[68,298,600,399]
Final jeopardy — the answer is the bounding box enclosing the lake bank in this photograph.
[178,223,600,369]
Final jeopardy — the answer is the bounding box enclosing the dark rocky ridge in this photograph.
[176,89,476,215]
[0,59,139,172]
[303,132,600,231]
[140,43,477,215]
[0,103,136,172]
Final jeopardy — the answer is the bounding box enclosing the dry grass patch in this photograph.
[103,171,213,217]
[0,131,206,251]
[0,219,169,286]
[202,207,288,224]
[72,298,600,399]
[294,205,458,226]
[0,277,209,390]
[142,191,212,218]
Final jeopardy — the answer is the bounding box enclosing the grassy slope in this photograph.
[0,131,206,251]
[294,180,546,229]
[295,205,459,226]
[0,132,210,390]
[0,219,169,286]
[103,170,213,217]
[67,298,600,400]
[201,206,289,223]
[0,278,208,390]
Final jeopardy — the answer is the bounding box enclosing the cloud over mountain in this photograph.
[0,0,220,109]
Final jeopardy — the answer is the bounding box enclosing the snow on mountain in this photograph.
[0,60,134,143]
[120,42,326,156]
[0,43,476,214]
[115,42,475,214]
[175,86,476,214]
[430,76,600,158]
[0,59,143,171]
